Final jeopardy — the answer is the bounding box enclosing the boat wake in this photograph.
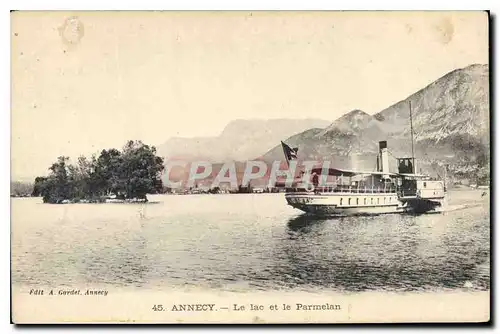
[441,202,484,213]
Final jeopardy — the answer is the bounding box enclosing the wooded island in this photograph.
[32,140,165,203]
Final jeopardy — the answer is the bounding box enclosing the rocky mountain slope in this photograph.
[261,64,490,180]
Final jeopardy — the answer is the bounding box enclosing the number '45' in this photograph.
[152,304,164,311]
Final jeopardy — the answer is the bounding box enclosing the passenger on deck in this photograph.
[312,172,319,193]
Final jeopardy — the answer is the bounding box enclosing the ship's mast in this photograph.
[409,101,415,172]
[444,164,448,191]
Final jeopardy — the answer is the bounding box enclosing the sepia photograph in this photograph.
[10,10,490,324]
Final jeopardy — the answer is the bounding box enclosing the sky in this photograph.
[11,11,488,180]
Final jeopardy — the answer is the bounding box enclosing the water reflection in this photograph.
[274,210,489,292]
[11,193,490,292]
[286,214,327,233]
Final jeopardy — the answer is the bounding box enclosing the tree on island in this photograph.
[33,140,164,203]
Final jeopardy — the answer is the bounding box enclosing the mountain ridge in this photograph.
[157,118,331,162]
[261,63,489,180]
[161,63,489,185]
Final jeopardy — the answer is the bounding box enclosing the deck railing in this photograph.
[290,186,397,194]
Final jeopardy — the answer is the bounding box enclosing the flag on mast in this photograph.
[281,141,298,166]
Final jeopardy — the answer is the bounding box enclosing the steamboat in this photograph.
[282,103,446,216]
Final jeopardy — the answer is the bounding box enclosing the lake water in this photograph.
[11,189,490,293]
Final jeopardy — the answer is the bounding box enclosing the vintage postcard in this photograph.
[11,11,490,324]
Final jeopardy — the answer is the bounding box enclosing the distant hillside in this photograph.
[158,118,330,162]
[261,64,490,180]
[11,181,33,197]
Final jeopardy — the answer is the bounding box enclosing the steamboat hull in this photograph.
[285,192,443,216]
[288,202,403,216]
